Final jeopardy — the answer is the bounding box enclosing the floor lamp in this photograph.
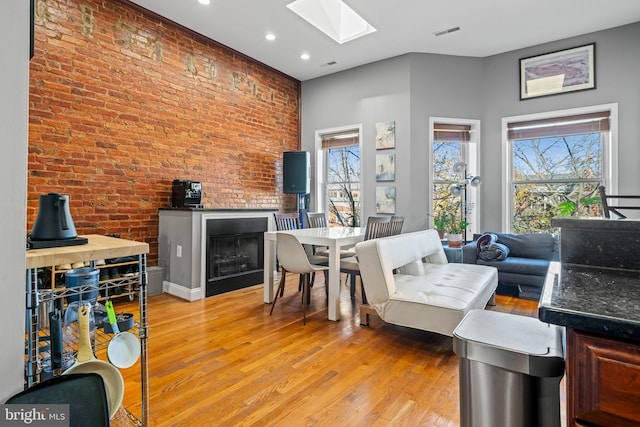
[449,161,481,243]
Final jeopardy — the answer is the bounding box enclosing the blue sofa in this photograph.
[462,232,559,300]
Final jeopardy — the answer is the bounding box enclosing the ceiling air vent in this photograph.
[434,26,460,37]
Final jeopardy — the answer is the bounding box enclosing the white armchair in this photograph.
[355,229,498,337]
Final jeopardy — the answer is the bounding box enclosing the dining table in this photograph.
[263,226,367,321]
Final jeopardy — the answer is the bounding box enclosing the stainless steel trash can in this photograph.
[453,310,565,427]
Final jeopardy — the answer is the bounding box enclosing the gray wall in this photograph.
[302,53,485,231]
[301,55,412,225]
[408,54,485,230]
[481,22,640,231]
[302,22,640,233]
[1,2,30,400]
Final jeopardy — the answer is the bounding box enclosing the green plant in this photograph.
[558,201,575,217]
[558,196,601,217]
[445,214,469,234]
[429,212,448,230]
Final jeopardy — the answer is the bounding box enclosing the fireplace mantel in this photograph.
[158,208,277,301]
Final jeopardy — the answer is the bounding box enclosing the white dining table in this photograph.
[263,226,367,321]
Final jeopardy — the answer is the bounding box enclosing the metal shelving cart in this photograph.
[25,235,150,426]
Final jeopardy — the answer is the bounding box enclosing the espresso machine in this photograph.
[171,180,202,207]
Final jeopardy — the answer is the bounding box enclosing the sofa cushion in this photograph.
[380,263,498,336]
[489,232,555,260]
[476,256,550,276]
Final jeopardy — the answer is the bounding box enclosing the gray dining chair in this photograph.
[305,212,353,259]
[273,212,328,297]
[389,215,405,235]
[270,233,329,324]
[340,216,392,302]
[305,212,328,228]
[274,213,300,231]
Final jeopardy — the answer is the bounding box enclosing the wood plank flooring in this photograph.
[115,274,556,426]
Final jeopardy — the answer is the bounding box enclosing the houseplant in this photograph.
[429,211,448,239]
[445,216,468,248]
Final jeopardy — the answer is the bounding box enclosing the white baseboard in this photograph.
[163,280,202,302]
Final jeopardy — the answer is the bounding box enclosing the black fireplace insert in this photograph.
[205,217,267,297]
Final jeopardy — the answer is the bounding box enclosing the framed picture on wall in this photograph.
[519,43,596,100]
[375,153,395,182]
[375,121,395,149]
[376,186,396,214]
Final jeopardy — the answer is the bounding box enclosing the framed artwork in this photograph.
[375,154,395,182]
[376,187,396,214]
[519,43,595,100]
[375,121,395,149]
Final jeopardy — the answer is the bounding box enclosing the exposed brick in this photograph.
[28,0,300,264]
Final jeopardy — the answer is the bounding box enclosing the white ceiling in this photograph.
[127,0,640,81]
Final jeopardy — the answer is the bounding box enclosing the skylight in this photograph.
[287,0,376,44]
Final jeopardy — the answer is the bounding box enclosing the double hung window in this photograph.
[316,128,361,226]
[430,119,480,237]
[505,108,614,233]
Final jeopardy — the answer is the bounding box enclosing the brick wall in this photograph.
[28,0,300,264]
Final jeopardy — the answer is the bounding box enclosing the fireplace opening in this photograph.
[206,217,267,297]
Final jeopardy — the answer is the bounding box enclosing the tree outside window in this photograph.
[507,109,612,233]
[326,145,360,227]
[433,139,462,223]
[511,133,603,233]
[431,121,479,236]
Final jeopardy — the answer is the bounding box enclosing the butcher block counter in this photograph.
[26,234,149,269]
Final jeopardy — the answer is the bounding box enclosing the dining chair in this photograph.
[389,215,405,236]
[274,213,300,231]
[270,233,329,325]
[304,212,327,256]
[305,212,328,228]
[341,216,392,302]
[273,213,328,297]
[305,212,353,259]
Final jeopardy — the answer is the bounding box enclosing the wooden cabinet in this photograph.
[566,328,640,426]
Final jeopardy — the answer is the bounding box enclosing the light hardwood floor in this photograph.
[116,274,553,426]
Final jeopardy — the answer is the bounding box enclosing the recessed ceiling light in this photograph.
[300,53,310,60]
[198,0,210,5]
[287,0,376,44]
[265,33,276,41]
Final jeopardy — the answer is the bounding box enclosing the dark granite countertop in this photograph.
[159,207,278,212]
[552,217,640,231]
[539,261,640,343]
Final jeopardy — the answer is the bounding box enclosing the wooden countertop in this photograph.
[26,235,149,269]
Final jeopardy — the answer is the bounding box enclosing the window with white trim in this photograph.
[429,118,481,238]
[505,108,615,233]
[315,127,361,226]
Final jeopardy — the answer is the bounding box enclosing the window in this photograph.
[429,118,481,237]
[504,106,617,233]
[315,126,362,226]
